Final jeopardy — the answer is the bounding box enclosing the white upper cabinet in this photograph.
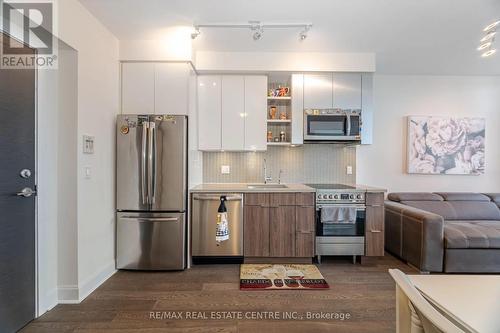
[333,73,362,109]
[221,76,245,150]
[303,74,333,109]
[291,74,304,145]
[121,63,155,114]
[197,76,222,151]
[155,63,190,115]
[197,75,267,151]
[121,62,191,115]
[244,76,268,151]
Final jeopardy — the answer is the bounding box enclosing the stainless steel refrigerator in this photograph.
[116,114,187,270]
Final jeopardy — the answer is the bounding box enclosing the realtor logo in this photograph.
[1,0,58,69]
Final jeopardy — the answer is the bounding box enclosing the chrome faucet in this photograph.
[278,169,283,184]
[263,158,272,184]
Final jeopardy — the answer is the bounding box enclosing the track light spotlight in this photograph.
[299,25,311,41]
[191,27,200,40]
[253,29,263,41]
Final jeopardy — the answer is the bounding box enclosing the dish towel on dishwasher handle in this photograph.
[216,196,230,244]
[321,207,357,224]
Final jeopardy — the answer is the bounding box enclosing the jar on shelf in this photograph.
[269,106,277,119]
[279,111,287,120]
[279,131,286,142]
[267,131,273,142]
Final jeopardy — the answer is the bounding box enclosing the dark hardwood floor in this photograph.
[22,254,415,333]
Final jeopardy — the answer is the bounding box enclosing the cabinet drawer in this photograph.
[366,192,384,206]
[365,232,384,257]
[366,206,384,232]
[296,192,315,206]
[244,193,269,206]
[269,193,296,206]
[316,243,364,256]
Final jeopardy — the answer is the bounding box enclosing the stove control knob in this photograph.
[334,194,339,200]
[357,194,363,199]
[323,194,329,199]
[328,194,333,199]
[349,194,355,199]
[317,194,322,199]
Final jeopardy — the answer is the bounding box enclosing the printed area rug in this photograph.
[240,264,329,290]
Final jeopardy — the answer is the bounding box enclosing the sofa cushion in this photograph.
[446,201,500,221]
[400,201,457,220]
[445,221,500,249]
[436,192,491,202]
[388,192,443,202]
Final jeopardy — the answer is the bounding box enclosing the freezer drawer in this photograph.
[117,212,186,270]
[191,193,243,256]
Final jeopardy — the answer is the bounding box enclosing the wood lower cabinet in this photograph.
[244,192,315,258]
[244,205,270,257]
[295,206,315,257]
[365,192,385,257]
[269,206,296,257]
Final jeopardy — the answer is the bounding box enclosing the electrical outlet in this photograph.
[346,165,353,175]
[221,165,231,174]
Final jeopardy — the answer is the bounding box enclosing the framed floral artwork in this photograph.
[407,116,485,175]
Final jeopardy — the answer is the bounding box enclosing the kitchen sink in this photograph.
[247,184,288,189]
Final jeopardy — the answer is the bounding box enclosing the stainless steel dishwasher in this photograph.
[191,193,243,262]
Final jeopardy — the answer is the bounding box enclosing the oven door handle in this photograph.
[317,205,366,210]
[346,113,352,136]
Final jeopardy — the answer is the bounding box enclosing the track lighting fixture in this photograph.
[478,20,498,57]
[191,21,312,42]
[191,27,200,40]
[299,25,312,41]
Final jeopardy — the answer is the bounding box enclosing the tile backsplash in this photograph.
[203,145,356,184]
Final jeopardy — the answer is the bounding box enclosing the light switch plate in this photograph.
[83,135,95,154]
[347,165,353,175]
[221,165,231,174]
[84,166,92,179]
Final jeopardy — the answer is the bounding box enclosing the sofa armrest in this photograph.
[385,201,444,272]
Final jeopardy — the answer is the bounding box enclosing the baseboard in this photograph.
[38,287,58,316]
[57,261,116,304]
[57,285,80,303]
[78,261,116,302]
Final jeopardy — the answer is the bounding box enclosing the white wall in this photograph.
[357,75,500,193]
[56,0,120,302]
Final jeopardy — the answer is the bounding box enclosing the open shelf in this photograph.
[267,96,291,100]
[267,142,292,146]
[267,119,291,123]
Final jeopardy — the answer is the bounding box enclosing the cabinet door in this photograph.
[244,205,270,257]
[244,76,267,151]
[365,205,385,257]
[333,73,362,109]
[291,74,304,145]
[121,63,155,114]
[269,206,296,257]
[198,76,222,150]
[155,63,190,115]
[221,76,245,150]
[303,74,333,109]
[295,206,315,257]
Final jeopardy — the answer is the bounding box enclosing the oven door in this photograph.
[316,205,366,236]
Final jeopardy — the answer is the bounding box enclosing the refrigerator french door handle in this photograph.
[141,122,149,205]
[152,122,157,205]
[120,216,179,222]
[148,122,156,205]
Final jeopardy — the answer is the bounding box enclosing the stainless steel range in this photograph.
[306,184,366,264]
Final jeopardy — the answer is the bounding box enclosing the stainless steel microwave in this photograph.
[303,109,362,142]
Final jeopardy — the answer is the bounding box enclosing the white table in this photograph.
[408,275,500,333]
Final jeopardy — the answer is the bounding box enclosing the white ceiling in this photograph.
[78,0,500,75]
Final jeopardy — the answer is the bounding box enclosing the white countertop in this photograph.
[190,183,315,193]
[190,183,386,193]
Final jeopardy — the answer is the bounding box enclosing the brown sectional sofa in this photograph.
[385,192,500,273]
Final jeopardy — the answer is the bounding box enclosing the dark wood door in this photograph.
[295,206,315,257]
[244,205,270,257]
[269,206,296,257]
[0,33,36,333]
